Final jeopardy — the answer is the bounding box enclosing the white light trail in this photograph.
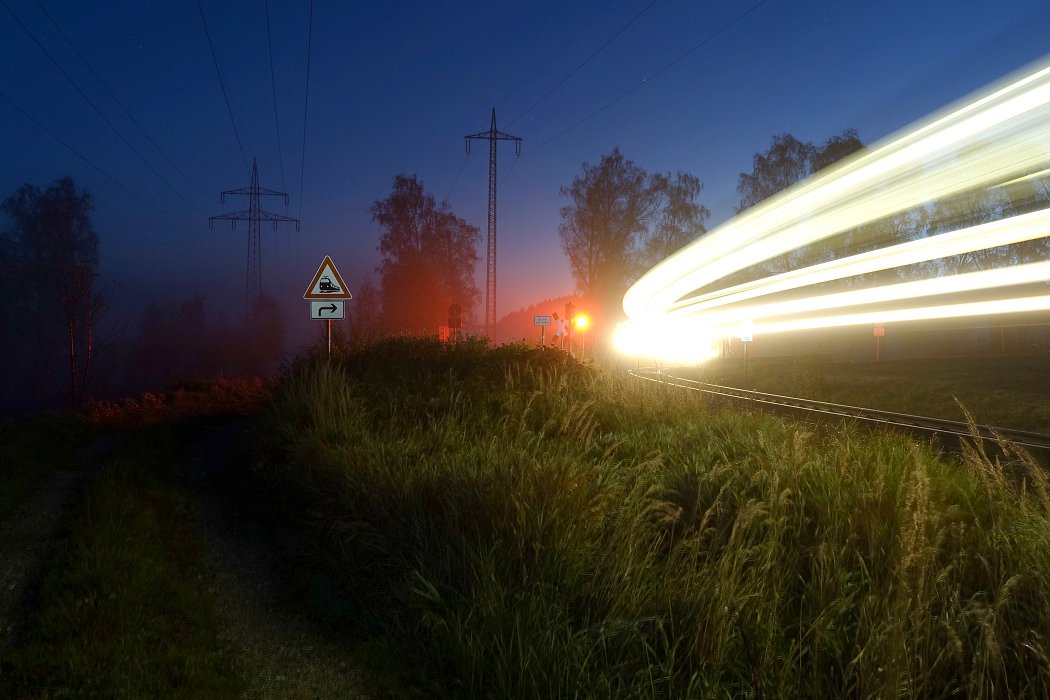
[666,207,1050,316]
[692,260,1050,336]
[616,58,1050,360]
[749,295,1050,336]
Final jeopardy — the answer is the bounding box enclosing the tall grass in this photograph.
[254,337,1050,698]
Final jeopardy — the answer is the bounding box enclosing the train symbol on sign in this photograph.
[317,276,341,293]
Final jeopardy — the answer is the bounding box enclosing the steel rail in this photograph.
[629,366,1050,452]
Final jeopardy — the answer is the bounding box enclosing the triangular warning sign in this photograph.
[304,255,352,299]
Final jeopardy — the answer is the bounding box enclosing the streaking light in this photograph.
[666,207,1050,317]
[616,58,1050,362]
[688,260,1050,337]
[750,295,1050,336]
[613,318,717,363]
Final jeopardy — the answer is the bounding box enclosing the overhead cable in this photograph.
[0,88,199,228]
[195,0,251,177]
[506,0,660,128]
[1,0,209,218]
[265,0,286,190]
[296,0,314,222]
[526,0,771,156]
[33,0,210,202]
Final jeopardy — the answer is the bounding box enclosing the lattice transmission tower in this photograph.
[209,158,300,321]
[465,108,522,338]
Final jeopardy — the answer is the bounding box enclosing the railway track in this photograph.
[630,366,1050,454]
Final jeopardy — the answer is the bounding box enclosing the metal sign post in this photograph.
[534,315,551,345]
[740,320,753,386]
[743,339,749,385]
[449,304,462,343]
[304,255,353,358]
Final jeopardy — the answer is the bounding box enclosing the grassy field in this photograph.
[0,420,245,697]
[684,354,1050,432]
[252,337,1050,698]
[0,416,98,526]
[0,381,273,698]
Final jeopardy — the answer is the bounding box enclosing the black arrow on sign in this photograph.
[317,304,337,317]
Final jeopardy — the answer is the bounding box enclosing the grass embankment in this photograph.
[254,337,1050,698]
[0,382,270,697]
[694,355,1050,432]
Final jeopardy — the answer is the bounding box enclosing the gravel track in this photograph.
[182,420,368,699]
[0,434,121,661]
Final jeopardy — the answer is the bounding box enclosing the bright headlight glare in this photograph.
[616,58,1050,362]
[613,319,717,364]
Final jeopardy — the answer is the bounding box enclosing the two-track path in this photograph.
[1,417,368,698]
[182,419,368,699]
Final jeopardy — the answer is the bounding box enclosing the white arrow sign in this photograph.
[310,300,345,319]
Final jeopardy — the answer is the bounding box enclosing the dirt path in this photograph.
[182,420,368,699]
[0,434,121,661]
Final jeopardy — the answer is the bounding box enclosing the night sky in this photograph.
[2,0,1048,347]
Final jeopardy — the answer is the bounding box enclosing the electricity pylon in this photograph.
[465,108,522,338]
[209,158,300,321]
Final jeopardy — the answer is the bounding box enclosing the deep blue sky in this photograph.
[2,0,1048,344]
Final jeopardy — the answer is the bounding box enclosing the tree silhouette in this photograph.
[558,148,663,315]
[735,130,865,277]
[736,133,816,213]
[1,177,108,408]
[371,175,479,334]
[558,148,707,318]
[641,171,710,269]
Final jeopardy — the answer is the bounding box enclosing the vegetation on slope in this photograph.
[254,337,1050,698]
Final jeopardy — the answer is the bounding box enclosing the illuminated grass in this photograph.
[254,337,1050,698]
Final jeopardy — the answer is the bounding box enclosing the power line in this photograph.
[505,0,660,129]
[0,88,199,228]
[442,157,469,203]
[195,0,250,176]
[32,0,210,203]
[265,0,286,191]
[0,0,209,218]
[524,0,772,156]
[296,0,314,223]
[493,0,615,114]
[499,155,521,191]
